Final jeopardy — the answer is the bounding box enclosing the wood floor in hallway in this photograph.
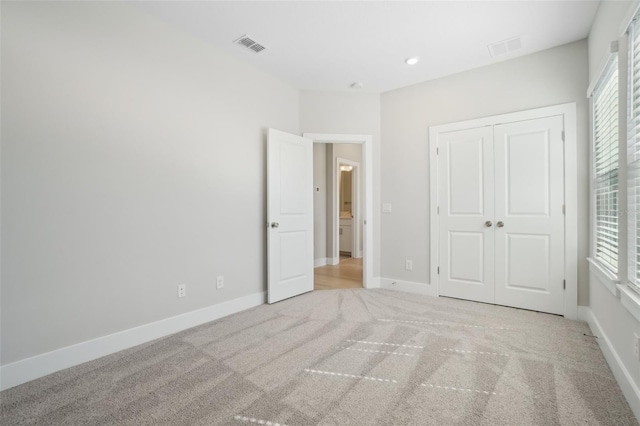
[313,256,363,290]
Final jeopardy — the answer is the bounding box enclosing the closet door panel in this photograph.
[493,116,565,315]
[438,126,495,303]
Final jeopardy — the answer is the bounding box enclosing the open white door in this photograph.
[267,129,314,304]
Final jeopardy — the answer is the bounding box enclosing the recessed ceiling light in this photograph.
[405,57,419,65]
[350,82,363,89]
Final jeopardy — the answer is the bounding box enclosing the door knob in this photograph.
[485,221,493,227]
[270,222,279,228]
[497,221,504,228]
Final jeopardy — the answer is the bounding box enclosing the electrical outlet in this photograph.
[634,333,640,361]
[178,284,186,298]
[405,259,413,271]
[216,275,224,289]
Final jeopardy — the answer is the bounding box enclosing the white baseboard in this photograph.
[577,306,591,322]
[379,278,438,297]
[0,291,266,391]
[581,306,640,420]
[314,258,328,268]
[328,256,340,266]
[365,276,381,289]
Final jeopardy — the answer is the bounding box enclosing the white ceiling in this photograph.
[133,1,601,93]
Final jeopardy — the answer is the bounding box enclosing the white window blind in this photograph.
[593,55,619,274]
[630,16,640,288]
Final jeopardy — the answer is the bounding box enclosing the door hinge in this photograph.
[437,267,440,275]
[562,204,565,215]
[437,206,439,215]
[437,148,439,155]
[563,279,566,290]
[561,130,565,142]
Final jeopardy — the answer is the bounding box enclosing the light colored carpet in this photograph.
[1,289,637,425]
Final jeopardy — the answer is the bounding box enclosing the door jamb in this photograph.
[428,103,578,319]
[304,133,374,289]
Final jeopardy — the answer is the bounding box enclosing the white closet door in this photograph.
[438,126,495,304]
[493,116,565,314]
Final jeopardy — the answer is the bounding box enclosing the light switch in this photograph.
[382,203,392,213]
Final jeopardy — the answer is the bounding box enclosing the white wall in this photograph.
[380,40,589,300]
[1,2,298,366]
[299,91,381,276]
[585,0,640,418]
[588,0,633,78]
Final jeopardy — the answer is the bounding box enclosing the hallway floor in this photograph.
[314,256,363,290]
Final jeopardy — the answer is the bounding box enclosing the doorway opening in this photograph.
[303,133,373,291]
[313,148,363,290]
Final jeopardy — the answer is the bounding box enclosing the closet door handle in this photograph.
[485,221,493,227]
[497,221,504,228]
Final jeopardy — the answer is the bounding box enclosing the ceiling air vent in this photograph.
[488,36,522,58]
[234,34,268,54]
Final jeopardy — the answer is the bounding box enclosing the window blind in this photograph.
[593,55,619,274]
[629,16,640,288]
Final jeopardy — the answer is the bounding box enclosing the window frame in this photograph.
[591,53,620,277]
[628,14,640,291]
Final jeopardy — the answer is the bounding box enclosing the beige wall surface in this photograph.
[381,40,589,304]
[1,2,299,364]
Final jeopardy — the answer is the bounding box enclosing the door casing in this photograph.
[429,103,578,319]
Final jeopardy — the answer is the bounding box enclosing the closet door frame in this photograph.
[429,103,578,319]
